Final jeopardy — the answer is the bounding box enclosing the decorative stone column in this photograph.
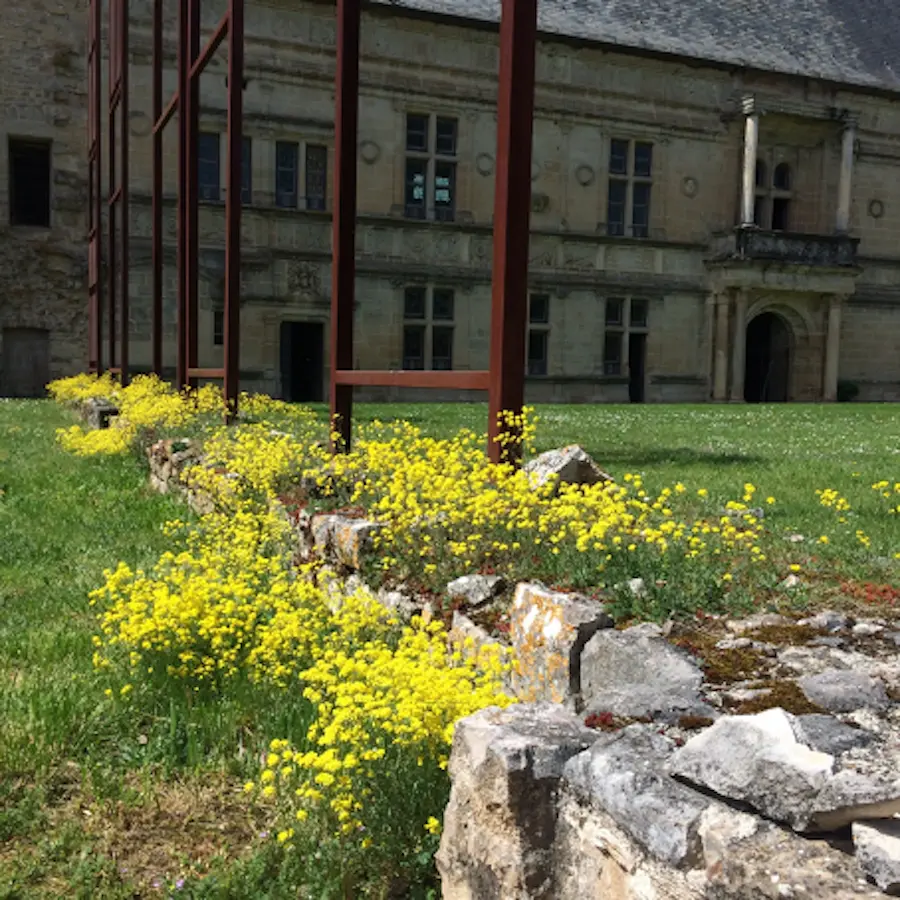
[823,295,843,401]
[836,118,857,234]
[705,294,716,398]
[741,100,760,227]
[713,292,730,401]
[729,289,748,402]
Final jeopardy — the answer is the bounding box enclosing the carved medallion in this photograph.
[575,164,595,187]
[476,154,494,176]
[360,140,380,165]
[682,177,699,198]
[868,199,885,219]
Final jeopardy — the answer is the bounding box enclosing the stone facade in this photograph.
[2,0,900,402]
[0,0,87,396]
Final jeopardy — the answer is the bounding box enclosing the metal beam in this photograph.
[487,0,537,464]
[151,0,163,375]
[329,0,361,451]
[333,370,491,390]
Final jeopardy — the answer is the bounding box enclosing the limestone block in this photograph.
[446,573,506,608]
[436,703,597,900]
[523,445,612,493]
[853,819,900,895]
[510,582,614,706]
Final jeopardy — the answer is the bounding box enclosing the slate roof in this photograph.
[372,0,900,94]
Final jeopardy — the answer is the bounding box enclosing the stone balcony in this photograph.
[709,227,860,268]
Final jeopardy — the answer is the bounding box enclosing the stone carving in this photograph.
[475,153,494,176]
[360,140,380,164]
[531,192,550,213]
[682,176,699,198]
[287,261,321,298]
[574,164,595,187]
[869,199,885,219]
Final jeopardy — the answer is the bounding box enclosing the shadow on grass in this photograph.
[589,447,766,467]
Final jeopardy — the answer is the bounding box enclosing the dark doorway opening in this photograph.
[9,139,51,227]
[1,327,50,397]
[628,332,646,403]
[744,312,791,402]
[280,321,324,402]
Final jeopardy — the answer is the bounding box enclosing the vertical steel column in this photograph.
[329,0,361,452]
[87,0,103,373]
[224,0,244,416]
[107,0,119,375]
[119,0,130,386]
[487,0,537,464]
[176,0,188,388]
[151,0,163,375]
[185,0,201,388]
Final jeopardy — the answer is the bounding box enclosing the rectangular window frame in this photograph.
[8,137,52,227]
[404,111,458,223]
[603,296,650,376]
[275,140,299,209]
[527,293,551,377]
[213,309,224,346]
[305,143,328,212]
[606,138,653,239]
[401,285,455,371]
[198,132,221,202]
[241,136,252,204]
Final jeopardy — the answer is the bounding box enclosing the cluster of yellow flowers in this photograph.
[49,374,226,456]
[872,480,900,516]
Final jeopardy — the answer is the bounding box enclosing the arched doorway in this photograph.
[744,312,792,402]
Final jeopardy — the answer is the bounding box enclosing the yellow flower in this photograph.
[425,816,442,835]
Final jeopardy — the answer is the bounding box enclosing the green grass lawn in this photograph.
[0,398,897,898]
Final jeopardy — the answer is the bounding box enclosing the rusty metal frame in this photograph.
[106,0,129,382]
[87,0,103,374]
[150,0,244,412]
[329,0,536,463]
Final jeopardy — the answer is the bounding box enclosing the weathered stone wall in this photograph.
[0,0,87,396]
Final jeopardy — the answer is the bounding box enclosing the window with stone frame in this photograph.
[753,155,792,231]
[404,113,458,222]
[527,293,550,376]
[213,308,224,346]
[275,141,299,209]
[8,138,51,227]
[305,144,328,211]
[198,132,221,202]
[603,297,649,375]
[241,136,252,204]
[401,286,455,370]
[606,138,653,238]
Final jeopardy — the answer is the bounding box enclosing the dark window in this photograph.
[607,180,627,236]
[241,136,252,204]
[432,288,454,321]
[631,182,651,238]
[527,330,548,376]
[431,326,454,371]
[404,286,427,320]
[275,141,298,209]
[604,332,623,375]
[198,132,220,201]
[406,114,429,152]
[630,298,648,328]
[755,160,768,188]
[609,139,629,175]
[402,325,426,370]
[634,142,653,178]
[8,139,51,227]
[305,144,327,211]
[529,294,550,325]
[436,117,457,156]
[772,197,790,231]
[213,309,224,346]
[405,157,427,219]
[433,161,456,222]
[773,162,791,191]
[753,196,767,228]
[605,298,624,326]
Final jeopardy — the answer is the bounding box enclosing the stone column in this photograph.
[823,295,843,401]
[741,111,760,227]
[713,293,730,401]
[836,120,857,233]
[705,294,716,398]
[729,289,748,402]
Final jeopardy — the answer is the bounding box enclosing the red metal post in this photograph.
[151,0,163,375]
[119,0,130,386]
[487,0,537,464]
[107,0,118,376]
[185,0,201,388]
[329,0,361,452]
[175,0,188,388]
[223,0,244,416]
[87,0,102,373]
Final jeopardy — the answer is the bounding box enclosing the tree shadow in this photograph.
[586,447,766,467]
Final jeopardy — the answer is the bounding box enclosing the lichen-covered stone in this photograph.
[446,573,506,607]
[853,819,900,895]
[523,445,611,493]
[510,582,614,706]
